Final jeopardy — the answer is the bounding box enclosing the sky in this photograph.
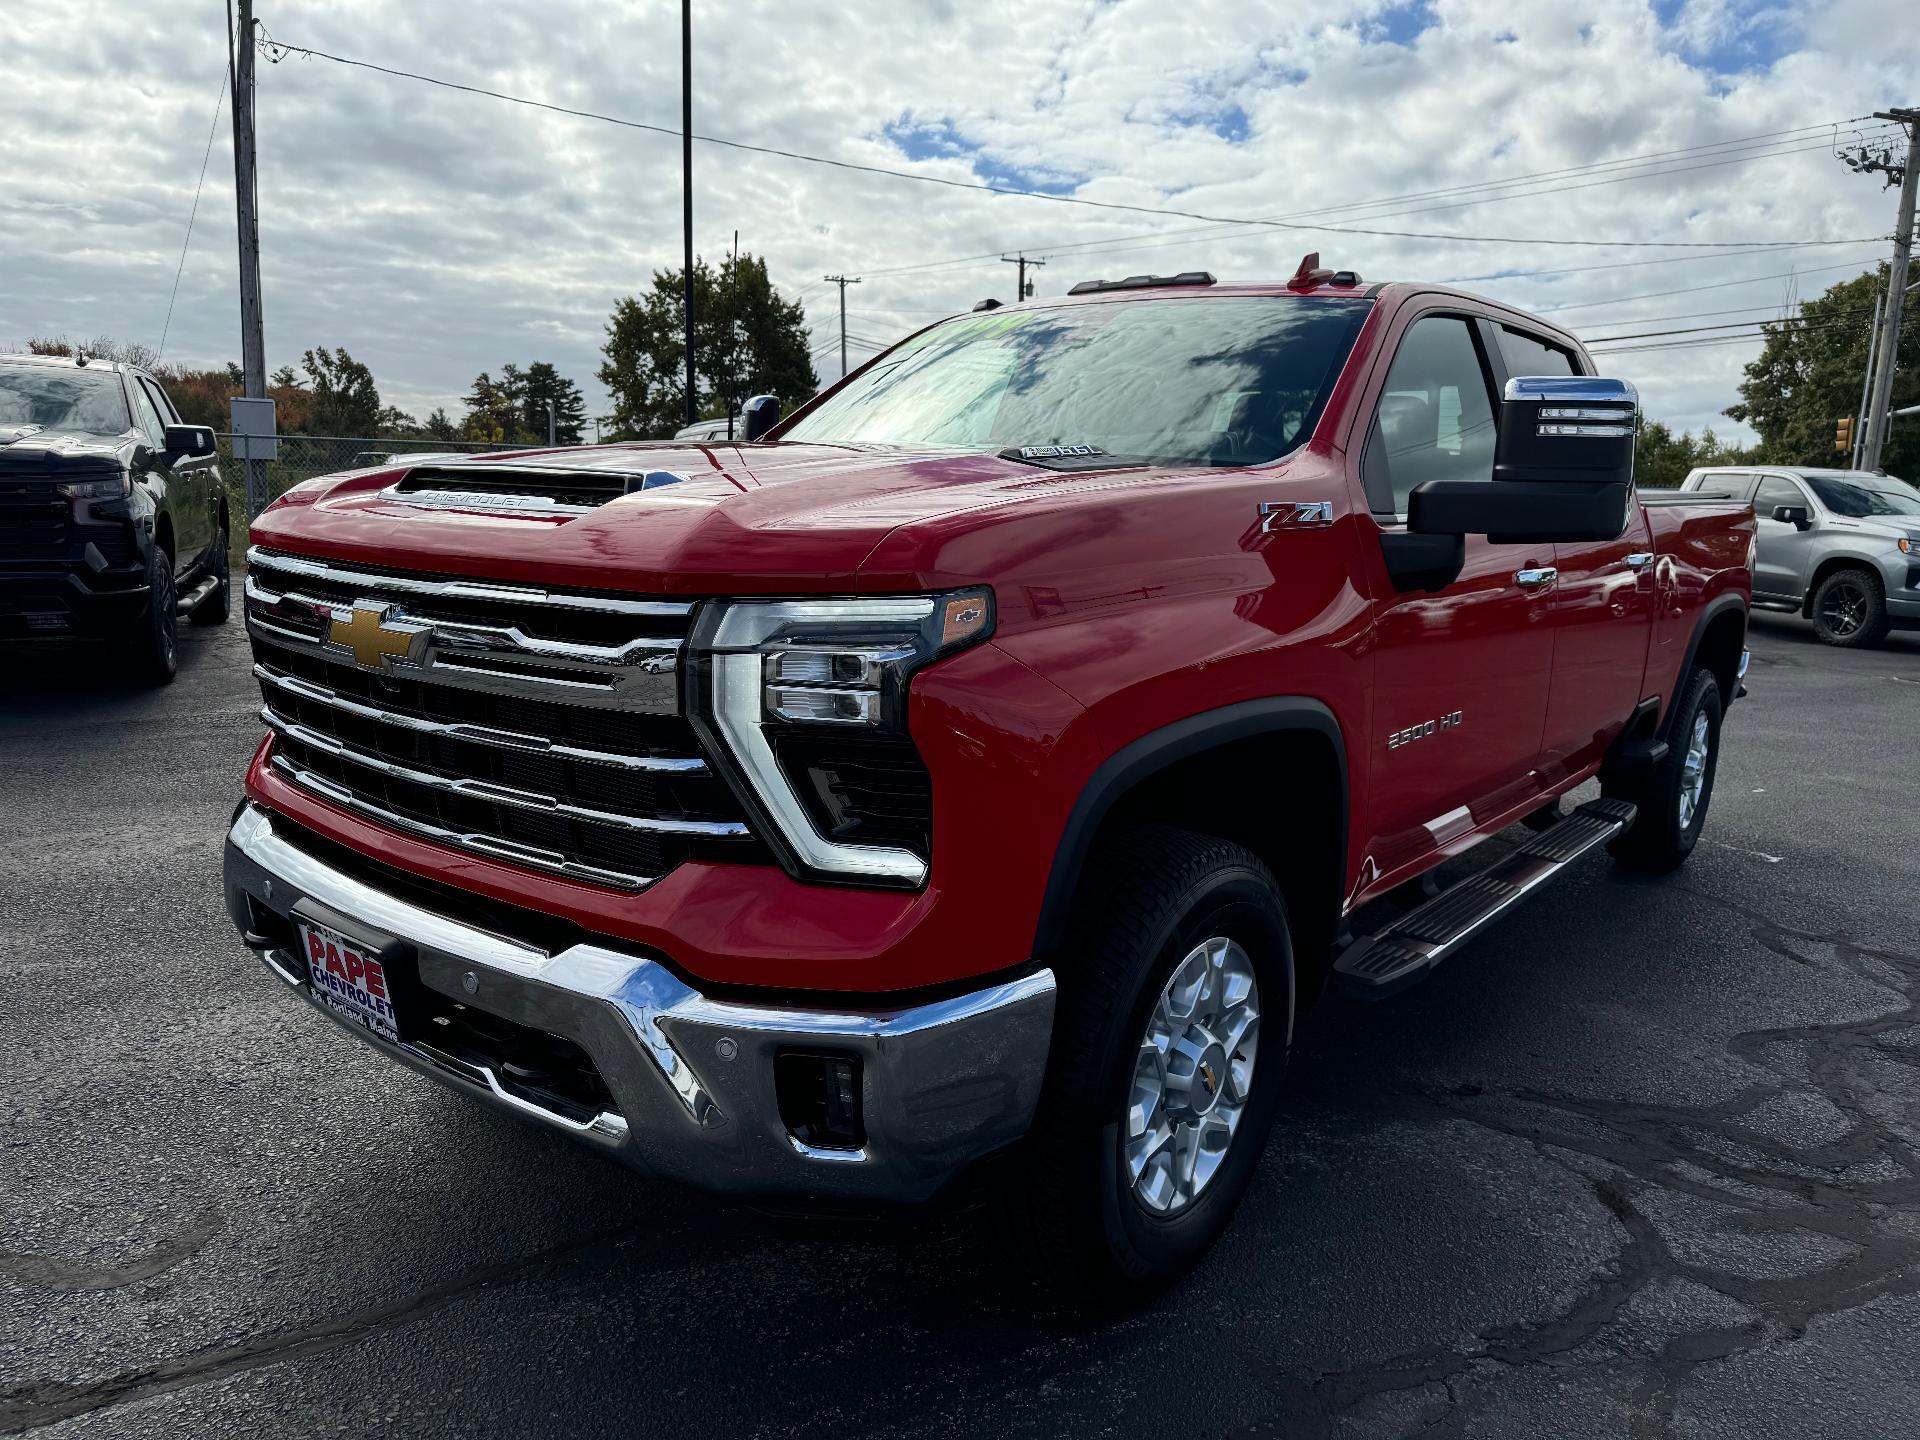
[1,0,1914,443]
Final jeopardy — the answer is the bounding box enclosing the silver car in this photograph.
[1680,466,1920,647]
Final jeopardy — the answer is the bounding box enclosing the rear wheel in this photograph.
[1810,567,1889,648]
[1605,666,1721,872]
[128,544,178,687]
[189,515,231,625]
[1005,825,1293,1301]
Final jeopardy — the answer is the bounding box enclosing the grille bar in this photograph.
[248,547,693,618]
[244,574,684,667]
[252,663,705,774]
[269,755,659,890]
[261,705,750,840]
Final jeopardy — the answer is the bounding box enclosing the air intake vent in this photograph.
[388,463,685,514]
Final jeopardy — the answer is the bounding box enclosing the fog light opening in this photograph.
[774,1050,865,1151]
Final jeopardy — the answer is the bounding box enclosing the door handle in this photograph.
[1624,552,1654,570]
[1514,566,1558,591]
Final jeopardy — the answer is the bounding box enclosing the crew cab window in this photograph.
[130,380,170,449]
[139,376,181,425]
[779,296,1374,468]
[1362,316,1498,515]
[1496,327,1579,378]
[1753,476,1805,518]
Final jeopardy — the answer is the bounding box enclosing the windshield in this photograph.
[0,363,131,438]
[781,296,1373,467]
[1805,474,1920,518]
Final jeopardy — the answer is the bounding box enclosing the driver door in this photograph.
[1358,313,1554,893]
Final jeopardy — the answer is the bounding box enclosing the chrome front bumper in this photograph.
[223,804,1056,1203]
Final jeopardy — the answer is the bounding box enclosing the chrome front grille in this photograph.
[244,547,755,889]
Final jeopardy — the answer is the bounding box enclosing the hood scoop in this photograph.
[386,461,687,516]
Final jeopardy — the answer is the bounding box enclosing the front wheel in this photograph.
[1605,666,1722,872]
[1810,567,1889,648]
[1005,825,1293,1301]
[126,544,179,687]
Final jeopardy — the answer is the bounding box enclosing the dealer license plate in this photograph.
[297,919,400,1045]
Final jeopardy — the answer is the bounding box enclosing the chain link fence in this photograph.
[219,433,525,525]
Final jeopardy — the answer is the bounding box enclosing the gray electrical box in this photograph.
[230,396,279,461]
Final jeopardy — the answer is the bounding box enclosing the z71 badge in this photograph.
[1259,500,1335,532]
[1388,710,1463,750]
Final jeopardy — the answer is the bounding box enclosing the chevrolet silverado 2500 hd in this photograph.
[223,264,1754,1297]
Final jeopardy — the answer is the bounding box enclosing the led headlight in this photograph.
[57,475,130,501]
[686,590,993,886]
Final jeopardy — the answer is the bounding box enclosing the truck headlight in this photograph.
[686,590,992,886]
[1899,536,1914,555]
[57,475,130,500]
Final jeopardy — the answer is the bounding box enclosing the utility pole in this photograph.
[229,0,267,519]
[1852,285,1884,469]
[1001,253,1044,302]
[824,274,860,378]
[544,398,556,447]
[1847,107,1918,473]
[680,0,696,428]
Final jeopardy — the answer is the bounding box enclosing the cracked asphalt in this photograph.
[3,607,1918,1438]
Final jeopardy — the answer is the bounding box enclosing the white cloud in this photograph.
[0,0,1912,440]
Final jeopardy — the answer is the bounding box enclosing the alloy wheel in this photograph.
[1125,936,1261,1215]
[1678,710,1711,830]
[1820,582,1867,638]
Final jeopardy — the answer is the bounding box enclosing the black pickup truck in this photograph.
[0,352,232,684]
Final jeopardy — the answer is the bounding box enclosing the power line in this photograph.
[159,68,229,361]
[857,121,1898,280]
[1536,255,1885,313]
[1588,308,1875,352]
[253,33,1882,253]
[1585,300,1878,343]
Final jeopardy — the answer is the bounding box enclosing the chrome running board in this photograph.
[1333,798,1637,1000]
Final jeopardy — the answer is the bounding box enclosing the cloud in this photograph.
[1,0,1912,439]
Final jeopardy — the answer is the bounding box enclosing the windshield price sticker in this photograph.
[299,921,400,1044]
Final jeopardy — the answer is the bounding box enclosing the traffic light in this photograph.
[1835,416,1854,452]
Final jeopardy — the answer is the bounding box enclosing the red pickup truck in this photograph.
[224,263,1753,1298]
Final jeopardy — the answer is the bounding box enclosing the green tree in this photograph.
[301,347,382,435]
[1726,265,1920,477]
[599,252,817,439]
[460,371,528,442]
[422,407,459,441]
[519,361,588,445]
[1633,419,1753,488]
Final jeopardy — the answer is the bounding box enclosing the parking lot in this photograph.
[3,610,1918,1439]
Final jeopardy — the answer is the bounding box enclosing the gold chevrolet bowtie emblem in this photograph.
[329,603,427,670]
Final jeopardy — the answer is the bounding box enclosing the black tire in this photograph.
[1605,667,1722,872]
[1809,567,1889,648]
[189,515,231,625]
[1005,825,1293,1302]
[128,544,179,687]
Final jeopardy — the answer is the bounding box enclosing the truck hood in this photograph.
[251,439,1127,594]
[0,424,135,479]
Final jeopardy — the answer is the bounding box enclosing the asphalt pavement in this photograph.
[3,608,1919,1439]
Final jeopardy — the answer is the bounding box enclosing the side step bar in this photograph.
[1333,798,1637,1000]
[176,575,220,615]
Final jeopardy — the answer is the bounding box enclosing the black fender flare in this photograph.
[1659,591,1748,739]
[1031,697,1348,960]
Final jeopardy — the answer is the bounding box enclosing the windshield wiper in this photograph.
[996,444,1146,472]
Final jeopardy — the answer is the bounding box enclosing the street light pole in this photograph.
[680,0,697,429]
[545,398,556,447]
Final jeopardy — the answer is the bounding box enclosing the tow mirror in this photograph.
[741,394,782,443]
[1771,503,1812,530]
[163,423,217,460]
[1407,376,1636,548]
